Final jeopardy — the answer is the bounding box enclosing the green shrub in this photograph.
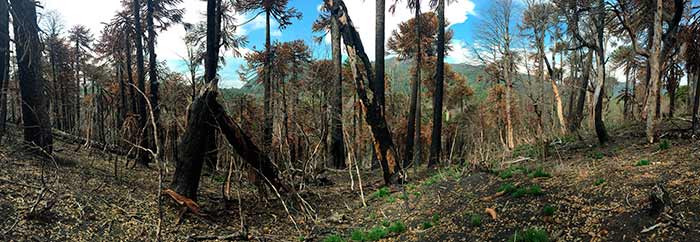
[543,204,556,216]
[498,183,517,194]
[381,220,391,227]
[590,151,604,160]
[635,159,650,166]
[513,144,544,158]
[350,230,365,241]
[432,214,441,224]
[658,140,671,150]
[528,168,551,178]
[469,213,482,227]
[499,166,527,179]
[594,178,606,186]
[370,187,391,200]
[386,196,397,203]
[527,185,543,196]
[511,228,549,242]
[365,227,388,241]
[324,234,344,242]
[421,221,433,229]
[388,221,406,234]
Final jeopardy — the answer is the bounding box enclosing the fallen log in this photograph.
[52,129,128,156]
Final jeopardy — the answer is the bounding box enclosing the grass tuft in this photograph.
[388,221,406,234]
[370,187,391,200]
[469,213,482,227]
[528,167,551,178]
[594,178,606,186]
[658,139,671,150]
[511,228,549,242]
[635,159,650,167]
[543,204,556,216]
[324,234,344,242]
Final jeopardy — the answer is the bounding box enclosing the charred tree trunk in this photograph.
[645,0,663,143]
[327,0,403,185]
[203,0,220,171]
[569,50,591,133]
[329,10,346,169]
[404,2,421,168]
[125,32,137,115]
[146,0,161,155]
[10,0,53,153]
[0,0,8,138]
[133,0,150,165]
[172,81,281,200]
[693,66,700,132]
[263,9,273,154]
[429,0,445,168]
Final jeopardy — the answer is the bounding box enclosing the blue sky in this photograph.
[42,0,531,88]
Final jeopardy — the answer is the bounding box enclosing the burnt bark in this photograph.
[327,0,402,185]
[429,0,445,168]
[203,0,220,170]
[329,10,345,169]
[10,0,53,153]
[404,1,421,168]
[133,0,150,165]
[0,0,8,138]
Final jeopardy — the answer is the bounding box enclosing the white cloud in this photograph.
[447,39,480,65]
[335,0,476,61]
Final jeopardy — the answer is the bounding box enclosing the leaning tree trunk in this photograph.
[544,56,566,135]
[327,0,403,185]
[570,50,591,133]
[202,0,220,170]
[0,0,8,138]
[10,0,53,153]
[428,0,445,168]
[645,0,663,144]
[329,12,346,169]
[172,80,281,200]
[593,2,609,144]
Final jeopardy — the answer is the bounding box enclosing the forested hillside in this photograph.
[0,0,699,241]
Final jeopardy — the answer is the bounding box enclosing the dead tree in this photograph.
[171,80,281,201]
[326,0,403,185]
[10,0,53,153]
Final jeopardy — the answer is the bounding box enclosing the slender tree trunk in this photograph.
[428,0,445,168]
[623,67,630,121]
[692,66,700,132]
[329,12,346,169]
[133,0,150,165]
[645,0,663,143]
[592,0,609,144]
[118,60,127,128]
[263,9,273,154]
[0,0,8,138]
[146,0,161,155]
[10,0,53,153]
[404,2,421,167]
[125,32,137,115]
[375,0,385,110]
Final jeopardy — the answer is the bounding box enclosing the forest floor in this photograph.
[1,120,699,242]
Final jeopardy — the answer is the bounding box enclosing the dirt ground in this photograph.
[1,121,699,241]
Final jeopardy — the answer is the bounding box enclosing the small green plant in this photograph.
[469,213,482,227]
[388,221,406,233]
[298,236,306,241]
[432,214,441,224]
[499,166,527,179]
[381,220,391,227]
[324,234,344,242]
[511,228,549,242]
[635,159,650,166]
[365,227,388,241]
[528,167,551,178]
[543,204,556,216]
[511,185,543,198]
[594,178,606,186]
[498,183,517,194]
[370,187,391,200]
[386,196,397,203]
[658,139,671,150]
[513,143,544,158]
[350,229,364,241]
[421,221,433,229]
[590,151,604,160]
[368,212,377,220]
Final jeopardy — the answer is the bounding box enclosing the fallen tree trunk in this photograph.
[171,80,281,201]
[52,129,128,156]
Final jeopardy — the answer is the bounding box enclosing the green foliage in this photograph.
[543,204,556,216]
[432,214,441,224]
[388,221,407,234]
[508,184,543,198]
[421,221,433,229]
[594,178,606,186]
[370,187,391,200]
[469,213,482,227]
[499,166,527,179]
[635,159,650,166]
[350,230,364,241]
[365,227,388,241]
[498,183,517,194]
[511,228,549,242]
[589,151,604,160]
[658,140,671,151]
[527,185,543,196]
[381,220,391,227]
[528,167,551,178]
[386,196,397,203]
[324,234,344,242]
